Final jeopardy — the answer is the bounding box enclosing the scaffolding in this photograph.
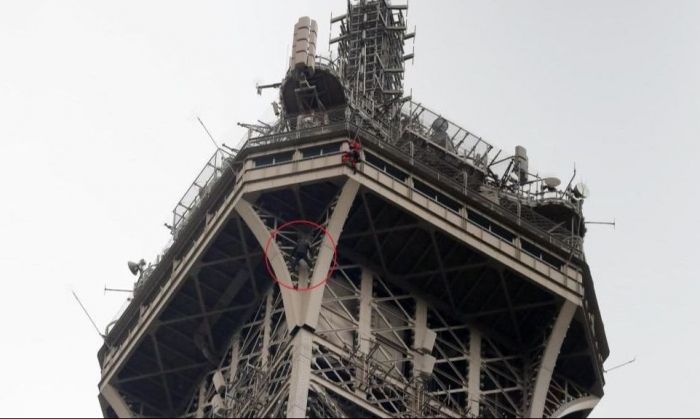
[332,0,413,122]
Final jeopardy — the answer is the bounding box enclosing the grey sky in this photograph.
[0,1,698,417]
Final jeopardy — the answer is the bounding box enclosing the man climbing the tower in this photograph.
[343,137,362,174]
[290,230,312,289]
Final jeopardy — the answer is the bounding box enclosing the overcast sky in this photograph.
[0,1,698,417]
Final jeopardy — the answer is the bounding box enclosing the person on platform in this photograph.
[343,137,362,174]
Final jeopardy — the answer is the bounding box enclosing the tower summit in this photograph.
[98,1,608,417]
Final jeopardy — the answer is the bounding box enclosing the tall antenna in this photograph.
[197,116,220,149]
[72,290,105,339]
[196,115,238,178]
[586,219,616,229]
[605,356,636,373]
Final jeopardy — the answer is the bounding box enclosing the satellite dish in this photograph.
[431,117,449,133]
[573,182,590,199]
[543,177,561,190]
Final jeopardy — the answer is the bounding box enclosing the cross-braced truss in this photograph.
[184,256,591,418]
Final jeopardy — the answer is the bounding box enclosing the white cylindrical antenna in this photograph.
[291,17,319,73]
[515,145,529,185]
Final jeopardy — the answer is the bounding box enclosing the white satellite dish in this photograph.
[543,177,561,190]
[574,182,590,199]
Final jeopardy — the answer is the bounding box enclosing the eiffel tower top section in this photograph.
[242,1,593,262]
[96,2,608,417]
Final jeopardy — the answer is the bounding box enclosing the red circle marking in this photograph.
[263,219,338,292]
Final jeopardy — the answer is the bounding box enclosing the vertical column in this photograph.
[467,329,482,417]
[228,334,240,383]
[356,268,373,395]
[222,334,241,414]
[459,206,469,229]
[262,291,273,369]
[286,328,314,418]
[195,382,206,417]
[358,268,373,355]
[413,298,429,414]
[413,299,428,354]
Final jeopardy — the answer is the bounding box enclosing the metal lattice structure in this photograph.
[97,1,608,418]
[332,0,413,122]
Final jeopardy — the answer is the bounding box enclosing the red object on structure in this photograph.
[349,138,361,152]
[344,138,362,173]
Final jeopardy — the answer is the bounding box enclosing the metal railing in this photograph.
[236,106,583,257]
[400,101,500,171]
[243,107,350,148]
[172,148,235,233]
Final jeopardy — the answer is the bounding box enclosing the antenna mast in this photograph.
[72,290,105,339]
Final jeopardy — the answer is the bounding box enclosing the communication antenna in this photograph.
[573,182,590,199]
[104,284,133,295]
[586,218,616,230]
[564,165,577,193]
[255,82,282,96]
[197,116,220,149]
[196,116,238,177]
[71,290,105,339]
[604,356,636,374]
[221,143,240,154]
[543,177,561,191]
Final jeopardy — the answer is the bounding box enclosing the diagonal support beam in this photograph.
[499,271,523,348]
[151,335,175,415]
[527,301,577,418]
[235,198,301,329]
[101,384,134,418]
[193,276,217,351]
[301,179,360,328]
[431,231,457,311]
[361,192,391,274]
[236,217,262,298]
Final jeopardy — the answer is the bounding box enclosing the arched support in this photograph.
[551,396,600,418]
[300,179,360,328]
[527,301,577,418]
[234,179,359,330]
[236,179,359,418]
[235,198,301,329]
[100,384,133,418]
